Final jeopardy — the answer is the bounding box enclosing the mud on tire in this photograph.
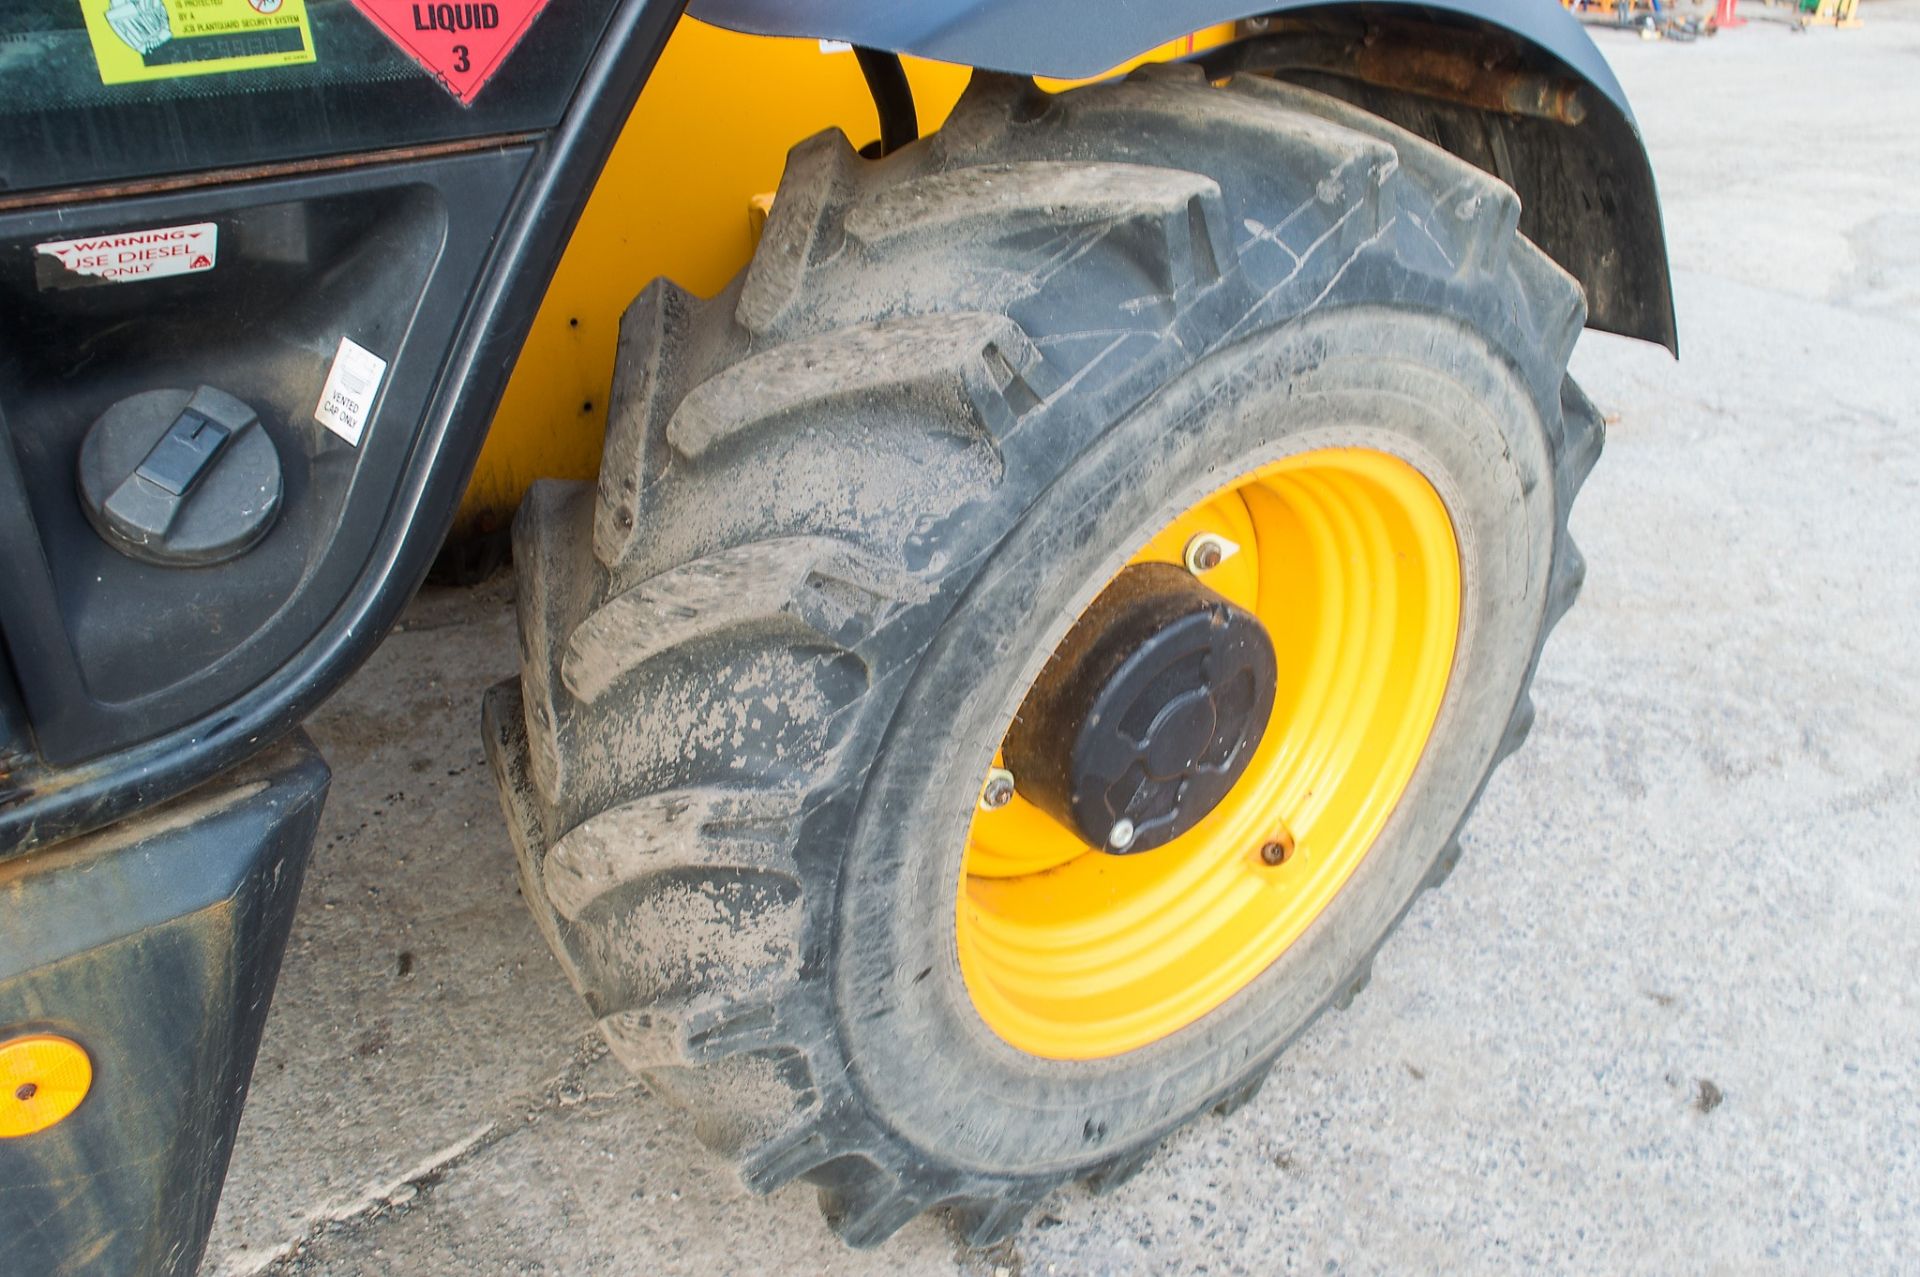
[484,65,1599,1247]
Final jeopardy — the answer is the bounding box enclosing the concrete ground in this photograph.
[208,8,1920,1274]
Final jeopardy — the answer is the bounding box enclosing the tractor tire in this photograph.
[484,65,1597,1248]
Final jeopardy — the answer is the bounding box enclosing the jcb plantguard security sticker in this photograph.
[351,1,551,105]
[81,0,315,85]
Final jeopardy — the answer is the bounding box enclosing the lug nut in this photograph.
[1183,532,1239,575]
[979,768,1016,811]
[1259,831,1296,866]
[1107,818,1137,850]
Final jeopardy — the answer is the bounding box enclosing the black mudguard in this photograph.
[0,737,328,1276]
[695,0,1629,89]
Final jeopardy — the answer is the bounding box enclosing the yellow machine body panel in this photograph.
[462,18,1234,531]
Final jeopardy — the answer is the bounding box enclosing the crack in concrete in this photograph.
[224,1031,632,1276]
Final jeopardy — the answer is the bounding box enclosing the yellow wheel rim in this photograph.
[957,448,1461,1059]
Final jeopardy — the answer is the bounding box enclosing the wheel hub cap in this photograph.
[1003,564,1277,854]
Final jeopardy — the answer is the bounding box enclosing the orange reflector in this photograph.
[0,1034,92,1138]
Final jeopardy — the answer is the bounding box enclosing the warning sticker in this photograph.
[350,0,551,105]
[79,0,315,86]
[36,221,218,288]
[314,337,389,446]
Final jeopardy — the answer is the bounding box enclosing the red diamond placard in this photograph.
[352,0,551,105]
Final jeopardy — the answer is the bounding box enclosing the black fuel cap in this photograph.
[76,385,282,567]
[1003,562,1277,854]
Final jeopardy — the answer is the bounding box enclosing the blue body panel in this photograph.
[688,0,1637,129]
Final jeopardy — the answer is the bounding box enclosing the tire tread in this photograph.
[491,67,1601,1250]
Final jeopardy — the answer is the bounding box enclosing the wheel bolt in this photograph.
[1108,818,1137,850]
[1183,532,1239,575]
[1260,832,1295,866]
[979,768,1016,811]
